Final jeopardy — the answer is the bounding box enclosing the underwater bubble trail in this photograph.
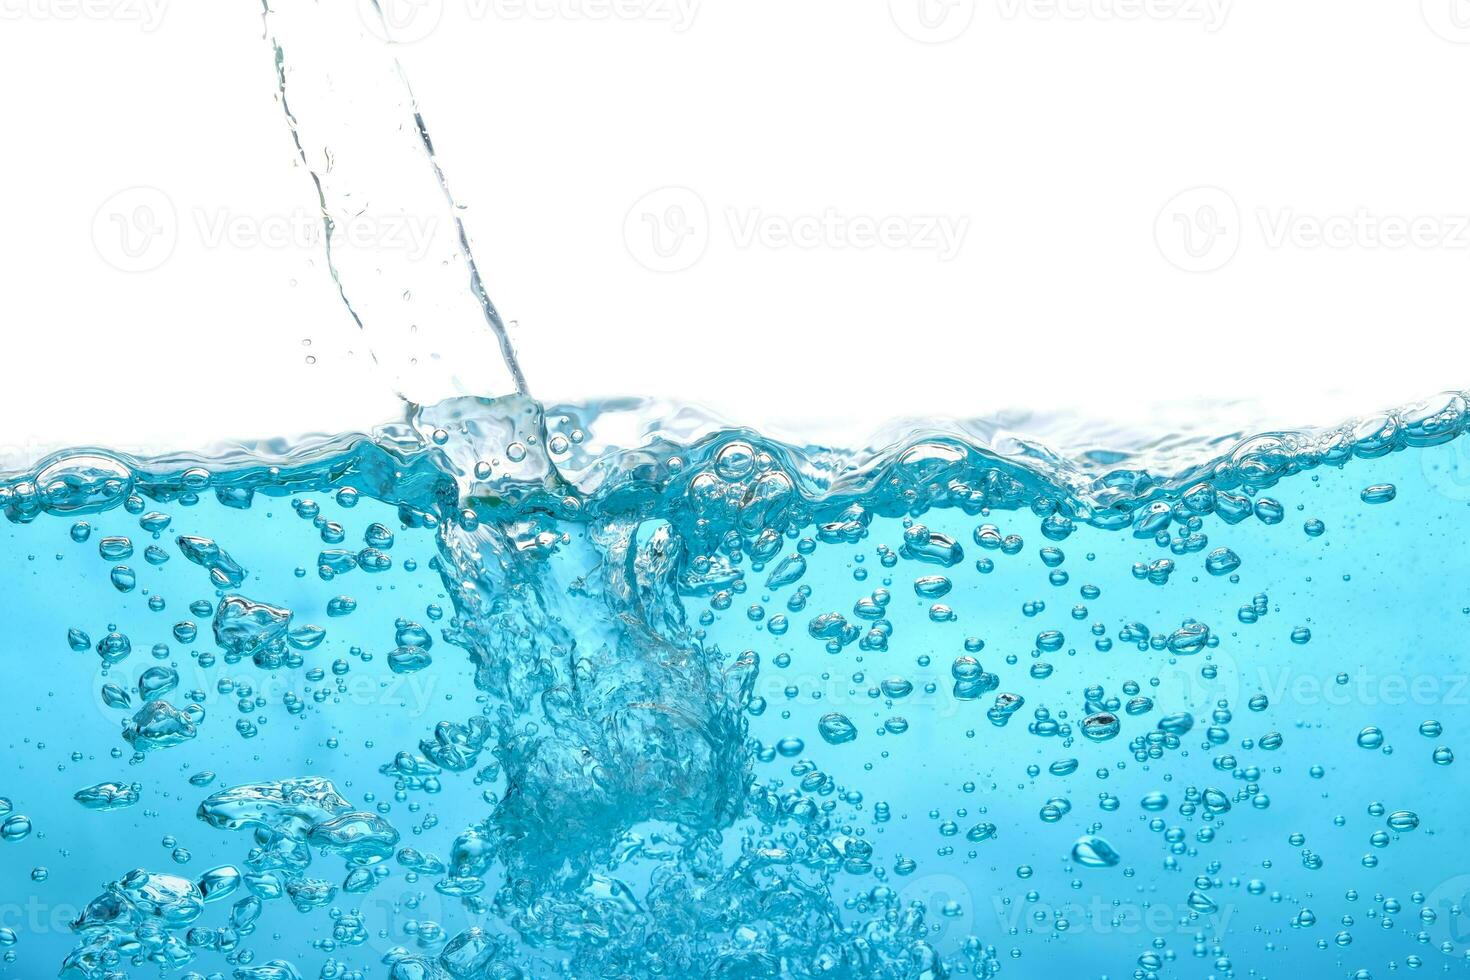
[2,12,1468,976]
[0,392,1469,977]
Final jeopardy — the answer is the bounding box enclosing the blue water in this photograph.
[2,392,1470,979]
[6,9,1469,977]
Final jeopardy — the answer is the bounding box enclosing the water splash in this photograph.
[2,389,1470,977]
[3,2,1469,976]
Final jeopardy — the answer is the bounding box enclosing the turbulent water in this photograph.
[4,5,1469,978]
[1,391,1470,979]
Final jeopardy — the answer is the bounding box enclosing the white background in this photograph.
[2,0,1469,463]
